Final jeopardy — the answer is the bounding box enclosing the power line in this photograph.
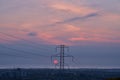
[0,31,52,51]
[0,37,52,54]
[0,52,34,59]
[0,52,50,61]
[0,44,50,57]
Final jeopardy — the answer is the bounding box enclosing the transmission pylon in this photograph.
[51,45,74,69]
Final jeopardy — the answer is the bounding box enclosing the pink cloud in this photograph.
[0,0,120,45]
[37,32,68,45]
[69,30,120,44]
[50,3,97,15]
[69,37,120,43]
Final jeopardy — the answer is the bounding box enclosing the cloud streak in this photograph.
[47,13,99,27]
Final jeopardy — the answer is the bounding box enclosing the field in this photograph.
[0,68,120,80]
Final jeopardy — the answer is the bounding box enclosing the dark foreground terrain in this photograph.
[0,68,120,80]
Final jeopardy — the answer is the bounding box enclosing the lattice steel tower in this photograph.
[52,45,73,69]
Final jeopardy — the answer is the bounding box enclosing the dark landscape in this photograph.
[0,68,120,80]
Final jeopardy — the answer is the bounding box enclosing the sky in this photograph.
[0,0,120,68]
